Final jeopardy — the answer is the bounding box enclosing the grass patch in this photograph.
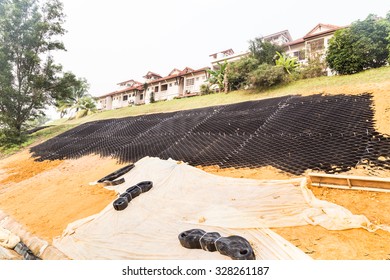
[0,124,77,158]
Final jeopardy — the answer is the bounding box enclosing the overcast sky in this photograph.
[53,0,390,97]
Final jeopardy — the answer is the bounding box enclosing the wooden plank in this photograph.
[308,173,390,192]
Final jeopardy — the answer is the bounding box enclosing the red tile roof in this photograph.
[98,67,210,98]
[146,67,209,85]
[285,23,344,47]
[303,23,343,40]
[285,37,305,47]
[143,71,162,79]
[98,83,144,98]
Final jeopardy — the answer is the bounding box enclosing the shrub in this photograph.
[299,55,327,79]
[200,84,213,95]
[150,92,155,103]
[249,64,287,89]
[227,56,259,90]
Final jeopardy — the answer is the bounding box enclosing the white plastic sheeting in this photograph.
[53,157,388,260]
[0,226,20,249]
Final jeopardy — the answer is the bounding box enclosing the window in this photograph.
[169,83,172,87]
[196,77,199,81]
[154,86,159,92]
[161,84,168,91]
[308,38,324,53]
[140,94,144,100]
[174,82,178,85]
[123,95,128,101]
[186,78,194,86]
[293,51,305,61]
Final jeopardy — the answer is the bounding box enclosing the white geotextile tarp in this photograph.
[53,157,388,260]
[0,226,20,249]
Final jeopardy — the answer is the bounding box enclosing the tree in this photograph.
[206,61,229,92]
[274,51,299,74]
[227,56,258,90]
[54,72,91,117]
[326,13,390,74]
[74,96,97,118]
[248,37,284,65]
[0,0,66,144]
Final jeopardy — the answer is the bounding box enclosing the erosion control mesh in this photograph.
[31,94,390,175]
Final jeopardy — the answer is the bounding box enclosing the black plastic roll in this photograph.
[199,232,221,252]
[137,181,153,192]
[125,185,142,199]
[97,164,135,183]
[119,192,132,203]
[215,235,255,260]
[14,242,41,260]
[178,229,206,249]
[113,197,128,211]
[178,229,255,260]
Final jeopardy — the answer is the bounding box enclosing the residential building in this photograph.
[262,30,293,46]
[284,23,344,67]
[209,49,251,70]
[96,80,145,110]
[97,67,209,110]
[144,67,209,104]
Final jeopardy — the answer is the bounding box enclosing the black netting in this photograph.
[30,93,390,175]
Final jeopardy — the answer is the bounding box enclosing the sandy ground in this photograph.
[0,151,125,241]
[0,150,389,260]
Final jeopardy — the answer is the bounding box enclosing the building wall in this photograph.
[97,96,113,110]
[144,78,182,103]
[183,72,207,94]
[285,42,306,63]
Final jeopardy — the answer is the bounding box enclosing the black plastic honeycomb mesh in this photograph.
[30,93,390,175]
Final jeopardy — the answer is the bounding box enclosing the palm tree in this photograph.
[74,96,97,118]
[55,76,91,118]
[207,61,229,93]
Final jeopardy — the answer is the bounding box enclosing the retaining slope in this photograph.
[31,94,390,175]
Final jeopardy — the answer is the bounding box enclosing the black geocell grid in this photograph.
[30,93,390,175]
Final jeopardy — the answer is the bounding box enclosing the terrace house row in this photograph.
[97,67,209,110]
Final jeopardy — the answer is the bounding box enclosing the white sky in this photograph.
[53,0,390,97]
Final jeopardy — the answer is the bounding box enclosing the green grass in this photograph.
[2,66,389,157]
[0,124,77,158]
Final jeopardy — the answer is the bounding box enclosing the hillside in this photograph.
[49,66,390,135]
[0,67,390,260]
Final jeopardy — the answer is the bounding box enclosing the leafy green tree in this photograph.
[54,73,91,117]
[248,37,284,65]
[326,13,390,74]
[275,51,299,74]
[227,56,258,90]
[0,0,67,144]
